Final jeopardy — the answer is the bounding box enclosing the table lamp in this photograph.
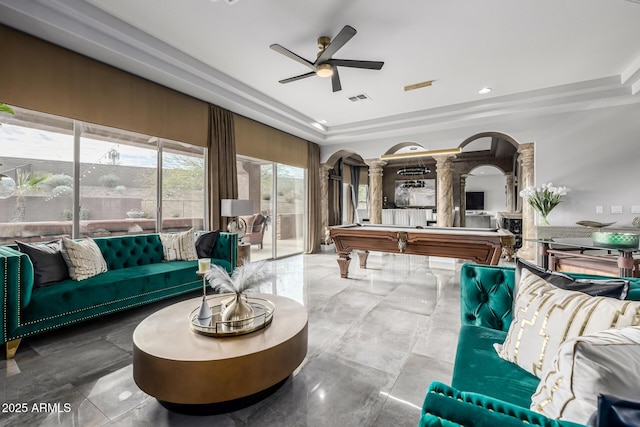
[221,199,254,238]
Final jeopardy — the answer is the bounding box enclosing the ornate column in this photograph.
[459,174,468,227]
[505,172,515,212]
[434,155,455,227]
[319,163,333,244]
[517,143,535,260]
[364,159,386,224]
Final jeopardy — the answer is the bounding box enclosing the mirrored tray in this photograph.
[189,296,275,337]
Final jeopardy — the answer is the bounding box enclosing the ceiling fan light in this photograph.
[316,64,334,78]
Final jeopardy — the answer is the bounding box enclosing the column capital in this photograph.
[364,159,386,174]
[319,163,333,175]
[434,154,455,170]
[517,143,534,168]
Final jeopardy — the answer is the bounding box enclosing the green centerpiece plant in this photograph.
[519,182,569,225]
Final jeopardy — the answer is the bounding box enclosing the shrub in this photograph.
[52,185,73,197]
[115,185,126,193]
[44,174,73,189]
[99,174,121,188]
[62,208,89,220]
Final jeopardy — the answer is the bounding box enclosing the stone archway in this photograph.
[457,132,535,259]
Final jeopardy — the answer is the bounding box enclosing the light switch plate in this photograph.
[595,205,603,214]
[611,205,623,214]
[632,206,640,214]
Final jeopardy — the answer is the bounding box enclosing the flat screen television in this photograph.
[465,191,485,210]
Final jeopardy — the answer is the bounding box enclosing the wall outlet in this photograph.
[632,206,640,214]
[611,205,623,214]
[595,205,603,214]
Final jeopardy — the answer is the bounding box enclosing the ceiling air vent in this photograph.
[348,93,372,103]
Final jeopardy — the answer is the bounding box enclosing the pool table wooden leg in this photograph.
[357,250,369,269]
[337,252,351,278]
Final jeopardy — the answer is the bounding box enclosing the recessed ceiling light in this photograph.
[478,87,492,94]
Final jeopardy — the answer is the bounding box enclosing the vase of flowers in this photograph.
[519,183,569,226]
[204,260,273,331]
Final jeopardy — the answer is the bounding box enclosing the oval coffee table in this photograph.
[132,293,308,414]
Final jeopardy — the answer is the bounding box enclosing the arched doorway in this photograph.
[464,165,507,228]
[321,150,367,242]
[458,132,534,257]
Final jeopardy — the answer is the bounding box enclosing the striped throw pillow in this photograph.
[60,237,108,281]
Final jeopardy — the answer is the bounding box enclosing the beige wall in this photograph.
[234,115,309,168]
[1,24,315,177]
[1,24,208,147]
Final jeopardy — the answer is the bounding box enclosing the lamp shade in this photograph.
[220,199,254,217]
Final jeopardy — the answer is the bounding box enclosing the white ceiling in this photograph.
[1,0,640,147]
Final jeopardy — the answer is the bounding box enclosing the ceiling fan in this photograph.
[270,25,384,93]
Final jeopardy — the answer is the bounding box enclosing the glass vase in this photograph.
[538,214,550,226]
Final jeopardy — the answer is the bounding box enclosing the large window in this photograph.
[161,140,206,231]
[0,109,74,243]
[0,107,206,244]
[78,122,159,238]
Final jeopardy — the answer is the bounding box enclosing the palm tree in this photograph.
[0,103,14,128]
[0,103,13,114]
[12,168,48,222]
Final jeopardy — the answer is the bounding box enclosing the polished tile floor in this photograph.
[1,251,467,427]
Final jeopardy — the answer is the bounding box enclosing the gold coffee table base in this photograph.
[133,293,308,411]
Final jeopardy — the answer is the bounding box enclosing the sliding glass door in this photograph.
[237,156,306,260]
[275,164,305,258]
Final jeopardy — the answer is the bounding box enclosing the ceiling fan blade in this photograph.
[270,44,316,71]
[327,59,384,70]
[331,67,342,92]
[279,72,316,84]
[315,25,357,64]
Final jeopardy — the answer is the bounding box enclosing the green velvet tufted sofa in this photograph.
[1,232,237,359]
[419,263,640,427]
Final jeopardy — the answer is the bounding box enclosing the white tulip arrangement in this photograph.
[519,183,569,225]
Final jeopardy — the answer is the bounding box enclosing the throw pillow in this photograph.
[515,257,628,299]
[159,228,197,261]
[60,237,108,281]
[194,230,220,259]
[531,326,640,425]
[591,394,640,427]
[495,269,640,378]
[15,240,70,287]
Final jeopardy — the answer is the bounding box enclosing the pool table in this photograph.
[329,224,515,278]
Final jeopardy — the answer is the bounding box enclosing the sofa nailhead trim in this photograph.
[2,255,7,341]
[17,259,21,325]
[8,279,199,341]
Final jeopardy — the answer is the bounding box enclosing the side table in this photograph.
[237,242,251,266]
